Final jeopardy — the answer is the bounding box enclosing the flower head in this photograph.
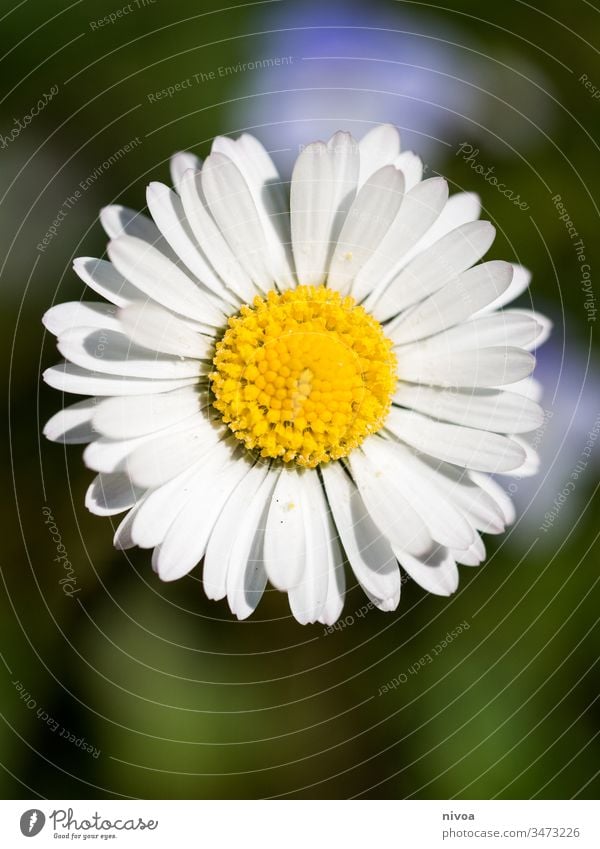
[43,124,550,624]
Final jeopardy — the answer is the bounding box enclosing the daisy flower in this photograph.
[43,124,550,625]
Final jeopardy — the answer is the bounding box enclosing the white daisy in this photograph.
[43,124,550,625]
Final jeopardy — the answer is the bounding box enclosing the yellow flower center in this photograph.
[209,285,397,468]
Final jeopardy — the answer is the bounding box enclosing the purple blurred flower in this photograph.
[230,0,554,175]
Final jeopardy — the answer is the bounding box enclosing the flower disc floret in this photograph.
[209,285,397,468]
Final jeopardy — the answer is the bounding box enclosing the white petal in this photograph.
[469,472,516,525]
[397,345,536,387]
[385,408,526,472]
[442,191,481,221]
[475,264,532,315]
[453,534,486,567]
[107,235,225,326]
[170,151,201,192]
[290,134,359,286]
[513,309,553,351]
[125,421,221,488]
[408,454,507,534]
[100,205,178,262]
[85,473,142,516]
[287,472,332,625]
[113,499,147,550]
[228,529,269,619]
[226,470,278,619]
[396,311,542,356]
[214,134,283,204]
[43,362,198,396]
[393,384,544,434]
[290,141,335,286]
[390,261,513,345]
[395,546,459,596]
[322,462,400,608]
[56,327,202,379]
[44,398,98,443]
[100,205,157,240]
[43,302,119,336]
[508,434,540,477]
[201,152,274,290]
[238,134,295,287]
[348,441,433,556]
[400,191,481,269]
[118,301,214,359]
[152,447,251,581]
[92,386,204,439]
[353,177,448,301]
[358,124,401,187]
[146,182,236,306]
[362,438,474,549]
[396,192,481,280]
[327,131,361,249]
[212,134,294,288]
[179,169,258,303]
[394,150,423,191]
[317,512,346,626]
[129,457,212,549]
[368,220,495,321]
[328,165,405,296]
[203,462,269,596]
[263,468,306,591]
[84,434,149,474]
[501,376,543,402]
[73,258,140,307]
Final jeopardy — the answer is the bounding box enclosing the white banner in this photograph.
[0,800,597,847]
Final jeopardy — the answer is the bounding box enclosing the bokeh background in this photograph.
[1,0,599,799]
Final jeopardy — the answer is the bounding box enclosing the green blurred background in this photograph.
[1,0,599,799]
